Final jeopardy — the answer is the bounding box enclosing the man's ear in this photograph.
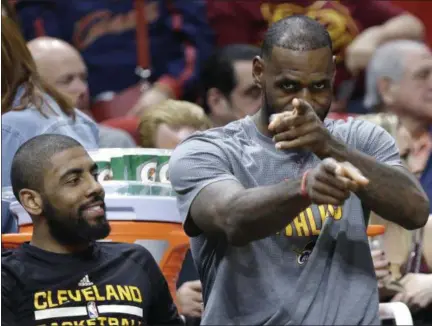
[19,189,43,216]
[331,55,337,83]
[252,56,264,89]
[206,87,229,116]
[377,77,397,106]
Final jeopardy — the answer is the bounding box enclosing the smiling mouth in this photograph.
[81,201,105,219]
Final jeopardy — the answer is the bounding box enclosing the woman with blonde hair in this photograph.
[1,15,99,188]
[139,100,212,149]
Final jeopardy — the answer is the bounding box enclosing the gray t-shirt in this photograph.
[169,116,402,325]
[99,125,136,148]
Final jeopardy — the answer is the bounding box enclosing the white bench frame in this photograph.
[379,302,413,325]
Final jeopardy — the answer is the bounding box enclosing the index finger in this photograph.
[337,164,369,186]
[268,111,296,131]
[292,98,312,116]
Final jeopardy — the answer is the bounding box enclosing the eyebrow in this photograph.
[275,77,330,85]
[59,164,98,181]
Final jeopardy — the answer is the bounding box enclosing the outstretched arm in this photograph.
[327,128,429,230]
[170,136,363,246]
[271,99,429,230]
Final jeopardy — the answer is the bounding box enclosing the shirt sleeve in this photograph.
[1,265,17,325]
[169,135,241,235]
[352,119,403,167]
[145,251,183,325]
[350,0,405,29]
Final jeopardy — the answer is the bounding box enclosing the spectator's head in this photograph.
[364,40,432,122]
[28,37,90,113]
[201,44,261,126]
[139,100,211,149]
[253,15,334,122]
[356,113,428,178]
[1,17,73,115]
[11,134,110,248]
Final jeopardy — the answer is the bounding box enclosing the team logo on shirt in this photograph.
[279,204,343,238]
[296,241,317,265]
[33,284,144,324]
[87,301,99,319]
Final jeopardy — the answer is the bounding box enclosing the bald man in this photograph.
[28,37,136,148]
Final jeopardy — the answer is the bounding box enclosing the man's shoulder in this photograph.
[326,117,386,140]
[2,247,28,281]
[2,106,59,138]
[177,118,250,150]
[2,247,26,263]
[2,108,41,130]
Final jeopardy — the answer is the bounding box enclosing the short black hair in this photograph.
[11,134,83,201]
[261,15,332,59]
[201,44,260,114]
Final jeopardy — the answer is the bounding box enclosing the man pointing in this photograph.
[169,15,429,324]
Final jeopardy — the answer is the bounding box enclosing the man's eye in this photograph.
[282,83,296,90]
[313,83,326,90]
[67,177,80,185]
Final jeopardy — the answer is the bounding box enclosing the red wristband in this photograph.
[300,169,311,198]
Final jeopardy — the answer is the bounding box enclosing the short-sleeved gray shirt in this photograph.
[169,116,402,325]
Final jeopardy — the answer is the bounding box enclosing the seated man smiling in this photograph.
[1,134,182,325]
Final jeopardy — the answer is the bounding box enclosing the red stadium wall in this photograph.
[392,1,432,46]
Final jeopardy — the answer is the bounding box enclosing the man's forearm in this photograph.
[378,14,425,44]
[354,14,425,54]
[328,140,429,229]
[221,179,311,246]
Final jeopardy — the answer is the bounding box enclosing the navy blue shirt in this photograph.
[2,242,182,325]
[15,0,214,99]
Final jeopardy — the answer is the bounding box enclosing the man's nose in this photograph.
[86,174,105,199]
[297,88,312,103]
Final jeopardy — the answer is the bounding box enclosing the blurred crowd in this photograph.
[1,0,432,325]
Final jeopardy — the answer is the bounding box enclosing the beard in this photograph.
[262,89,274,125]
[43,196,111,246]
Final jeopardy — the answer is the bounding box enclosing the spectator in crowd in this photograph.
[364,40,432,211]
[1,15,99,188]
[169,15,429,324]
[15,0,214,116]
[1,14,98,234]
[1,134,182,325]
[201,44,261,127]
[361,54,432,321]
[27,36,137,148]
[355,115,422,274]
[207,0,424,113]
[139,100,211,149]
[139,99,211,322]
